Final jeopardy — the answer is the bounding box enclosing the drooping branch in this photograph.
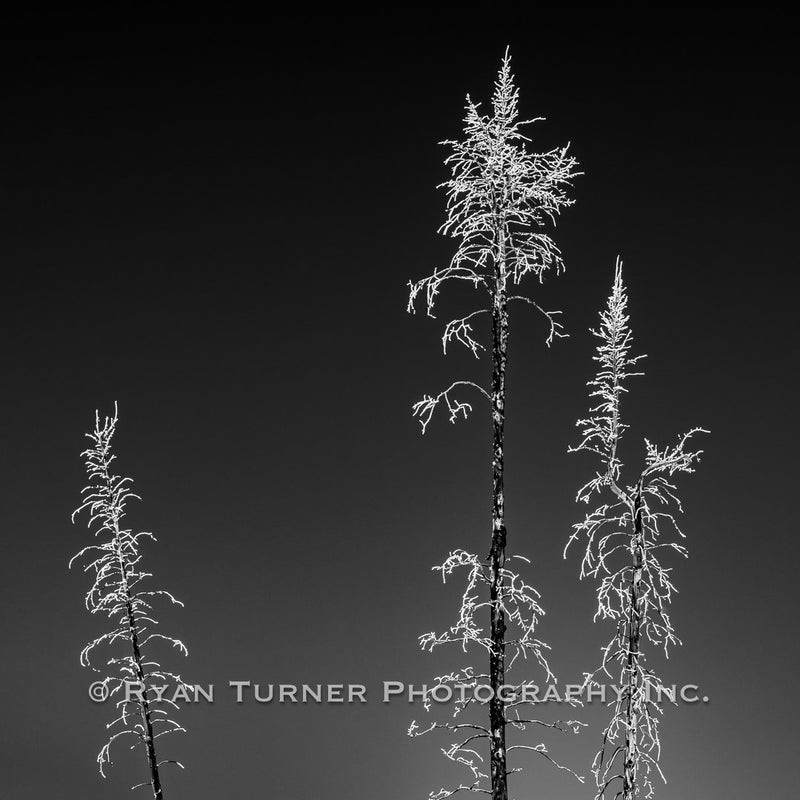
[507,296,566,347]
[408,262,491,319]
[413,381,491,434]
[443,309,490,357]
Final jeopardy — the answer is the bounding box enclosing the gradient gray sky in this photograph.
[1,13,796,799]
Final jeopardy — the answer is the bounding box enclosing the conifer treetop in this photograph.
[409,48,581,325]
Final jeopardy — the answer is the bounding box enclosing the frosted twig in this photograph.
[413,381,491,433]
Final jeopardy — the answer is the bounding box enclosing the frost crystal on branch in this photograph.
[407,49,581,800]
[71,404,188,799]
[567,263,707,800]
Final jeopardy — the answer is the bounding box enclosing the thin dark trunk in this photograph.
[489,226,509,800]
[107,469,163,799]
[124,593,163,800]
[622,481,644,800]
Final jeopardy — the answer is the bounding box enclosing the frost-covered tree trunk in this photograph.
[71,404,188,798]
[567,260,707,799]
[408,50,580,800]
[488,221,509,800]
[124,596,163,799]
[622,481,643,799]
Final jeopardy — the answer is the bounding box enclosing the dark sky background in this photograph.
[1,14,797,800]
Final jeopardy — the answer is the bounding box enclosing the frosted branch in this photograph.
[508,295,566,346]
[412,381,491,434]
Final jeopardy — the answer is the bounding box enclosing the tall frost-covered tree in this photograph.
[71,404,188,799]
[566,260,706,799]
[407,50,581,800]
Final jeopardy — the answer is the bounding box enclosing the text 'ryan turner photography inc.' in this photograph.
[88,680,710,706]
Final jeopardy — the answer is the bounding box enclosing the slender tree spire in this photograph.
[71,404,188,798]
[408,49,581,800]
[573,257,644,483]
